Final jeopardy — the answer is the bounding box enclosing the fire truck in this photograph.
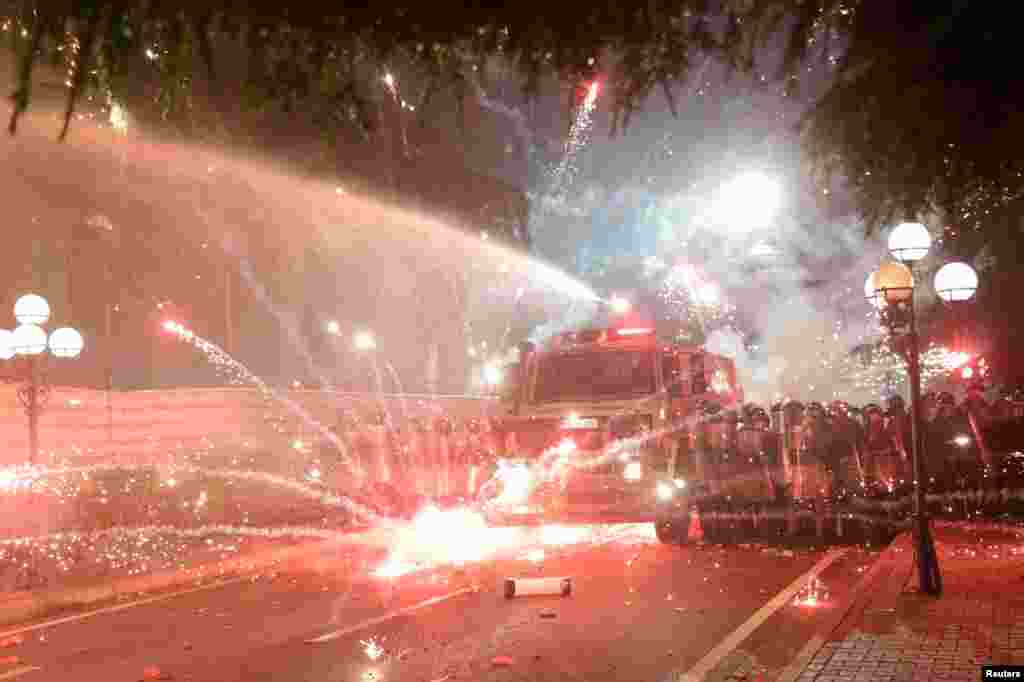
[484,323,743,542]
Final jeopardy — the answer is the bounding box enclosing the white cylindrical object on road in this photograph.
[504,576,572,599]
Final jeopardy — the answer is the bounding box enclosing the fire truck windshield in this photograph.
[534,350,656,403]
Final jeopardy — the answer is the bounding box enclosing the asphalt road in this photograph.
[0,524,879,682]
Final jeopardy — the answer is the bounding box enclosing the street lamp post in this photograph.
[867,222,977,596]
[1,294,84,465]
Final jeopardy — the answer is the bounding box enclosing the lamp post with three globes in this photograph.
[866,222,979,596]
[0,294,84,465]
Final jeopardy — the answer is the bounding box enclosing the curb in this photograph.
[775,520,1024,681]
[932,519,1024,533]
[775,531,913,682]
[0,530,384,627]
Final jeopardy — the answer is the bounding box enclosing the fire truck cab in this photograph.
[489,324,742,539]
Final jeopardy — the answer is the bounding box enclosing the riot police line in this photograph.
[312,389,1024,528]
[313,410,501,518]
[673,388,1024,541]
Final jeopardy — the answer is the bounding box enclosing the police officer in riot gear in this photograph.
[799,402,832,498]
[884,395,912,489]
[828,400,864,499]
[927,393,960,491]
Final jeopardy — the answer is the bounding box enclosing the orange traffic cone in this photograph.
[687,512,704,542]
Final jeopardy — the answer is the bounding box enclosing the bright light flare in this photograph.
[109,101,128,133]
[954,434,971,448]
[624,461,643,481]
[354,330,376,351]
[695,283,720,306]
[484,363,503,386]
[711,369,731,393]
[656,482,674,501]
[373,556,415,579]
[162,320,194,341]
[709,172,782,231]
[540,524,590,547]
[609,295,631,314]
[495,463,533,507]
[525,548,546,563]
[326,320,341,335]
[930,348,971,373]
[616,327,653,337]
[374,505,511,576]
[0,469,21,492]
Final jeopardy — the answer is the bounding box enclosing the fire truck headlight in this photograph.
[656,481,674,501]
[674,478,687,489]
[623,461,643,481]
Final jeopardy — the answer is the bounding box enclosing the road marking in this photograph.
[675,547,850,682]
[0,575,252,640]
[776,536,907,682]
[306,586,479,644]
[0,666,42,679]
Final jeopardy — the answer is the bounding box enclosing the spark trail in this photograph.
[548,81,600,199]
[161,321,359,474]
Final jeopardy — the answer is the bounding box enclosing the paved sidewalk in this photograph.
[788,524,1024,682]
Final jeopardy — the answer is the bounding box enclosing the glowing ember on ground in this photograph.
[793,577,829,607]
[361,637,385,661]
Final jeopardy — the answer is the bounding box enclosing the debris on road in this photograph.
[539,610,558,618]
[504,576,572,598]
[0,655,20,665]
[141,666,172,680]
[492,656,515,667]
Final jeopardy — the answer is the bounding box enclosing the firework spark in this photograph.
[548,80,600,197]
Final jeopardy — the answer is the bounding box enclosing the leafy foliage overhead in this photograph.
[1,1,746,138]
[2,1,1022,236]
[774,0,1024,235]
